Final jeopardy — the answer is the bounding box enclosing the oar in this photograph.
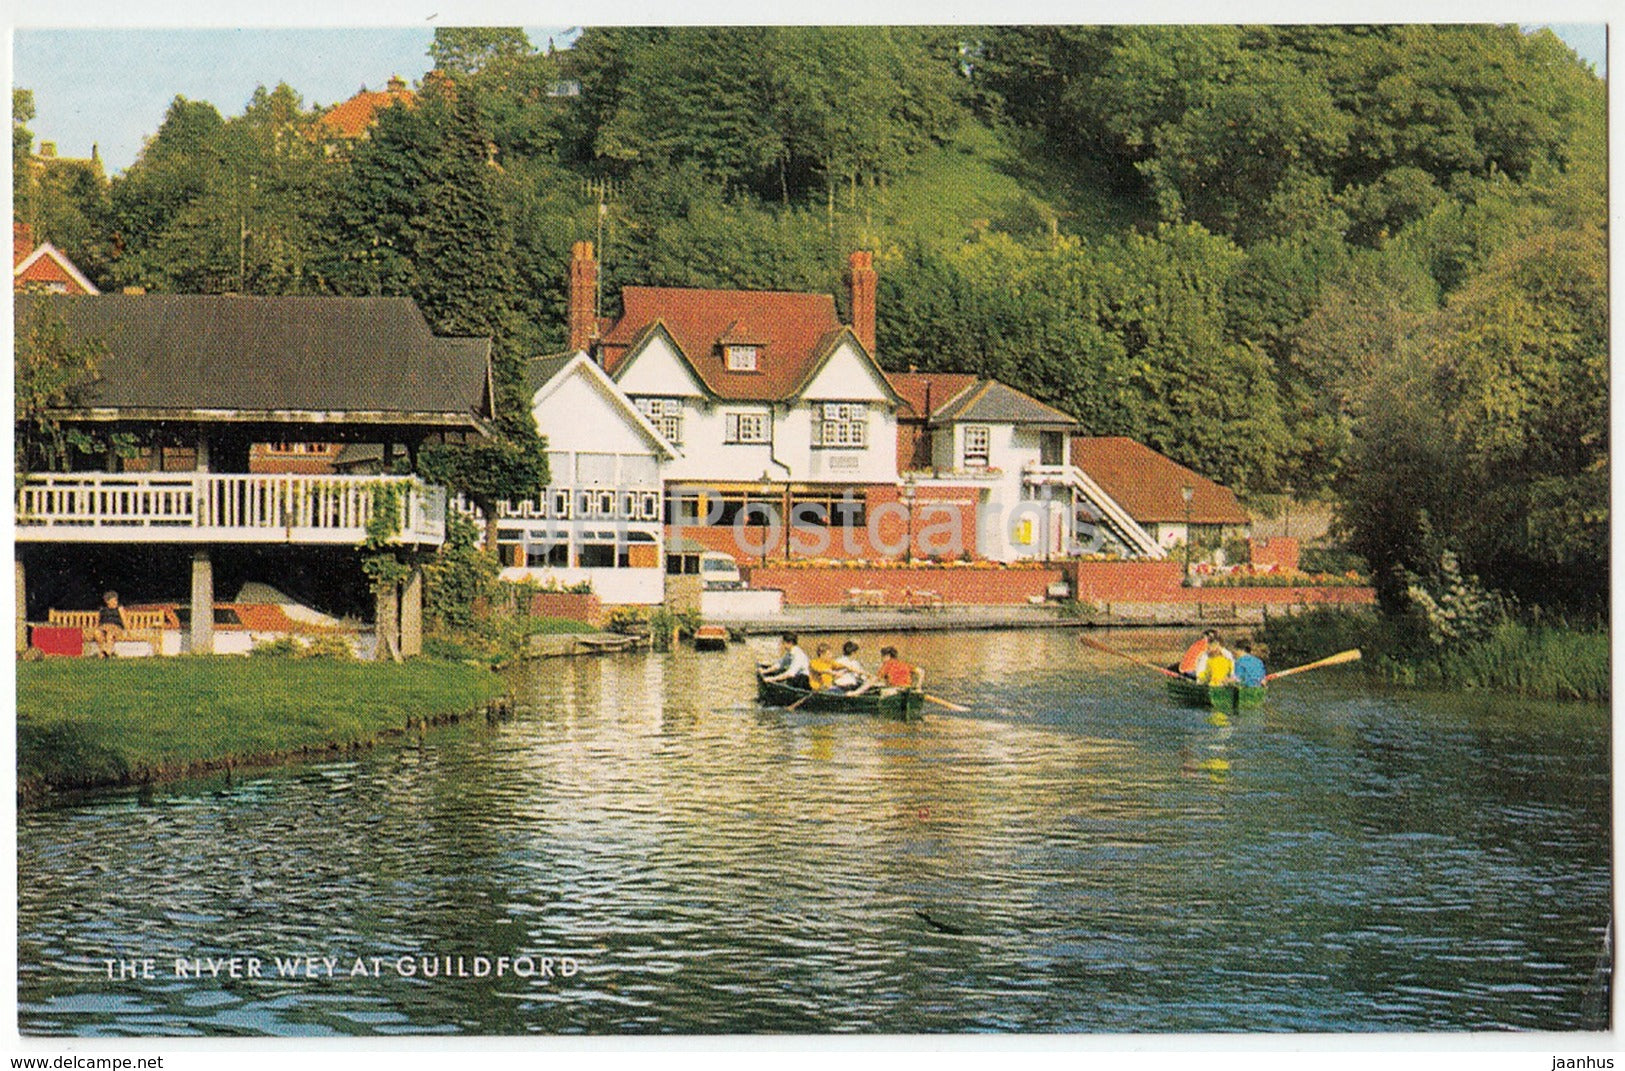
[1264,648,1362,682]
[1080,634,1182,679]
[921,693,969,713]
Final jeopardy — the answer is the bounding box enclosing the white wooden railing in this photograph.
[17,473,447,545]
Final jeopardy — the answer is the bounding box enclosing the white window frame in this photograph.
[724,410,770,445]
[725,345,759,372]
[633,396,684,445]
[963,425,991,468]
[813,402,868,449]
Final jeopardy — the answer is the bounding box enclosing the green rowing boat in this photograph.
[1166,676,1267,712]
[757,675,924,720]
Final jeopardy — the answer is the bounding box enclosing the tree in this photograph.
[428,27,533,76]
[320,78,549,551]
[14,301,107,477]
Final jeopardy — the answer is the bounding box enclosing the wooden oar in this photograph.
[1080,634,1183,679]
[921,693,970,713]
[1264,648,1362,682]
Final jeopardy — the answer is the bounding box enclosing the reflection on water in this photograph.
[17,630,1612,1034]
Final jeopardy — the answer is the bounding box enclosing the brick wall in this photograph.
[743,564,1061,606]
[528,591,602,626]
[1249,537,1301,573]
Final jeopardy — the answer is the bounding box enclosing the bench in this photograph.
[905,589,944,611]
[843,588,887,610]
[47,608,166,655]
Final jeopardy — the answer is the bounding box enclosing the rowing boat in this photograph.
[1166,676,1267,712]
[757,675,924,720]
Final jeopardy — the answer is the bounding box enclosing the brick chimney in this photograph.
[846,250,877,356]
[568,240,599,355]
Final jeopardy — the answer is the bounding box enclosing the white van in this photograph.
[699,552,745,591]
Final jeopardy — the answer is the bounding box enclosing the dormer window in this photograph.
[725,345,759,372]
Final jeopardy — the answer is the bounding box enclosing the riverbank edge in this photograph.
[17,659,514,804]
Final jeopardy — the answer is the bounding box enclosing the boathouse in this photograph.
[14,293,494,656]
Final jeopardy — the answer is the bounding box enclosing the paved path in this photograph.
[710,602,1284,636]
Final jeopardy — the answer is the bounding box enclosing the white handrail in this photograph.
[17,472,446,545]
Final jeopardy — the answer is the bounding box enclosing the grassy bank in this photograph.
[1259,609,1609,702]
[18,657,509,795]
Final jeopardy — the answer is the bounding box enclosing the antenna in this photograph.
[583,178,620,321]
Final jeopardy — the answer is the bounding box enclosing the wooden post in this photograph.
[400,570,423,658]
[375,582,400,663]
[15,557,26,654]
[190,549,214,654]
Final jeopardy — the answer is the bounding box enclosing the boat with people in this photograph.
[756,673,925,720]
[1165,676,1266,712]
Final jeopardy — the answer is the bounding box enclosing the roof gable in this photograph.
[14,242,99,295]
[792,328,903,405]
[608,322,713,399]
[527,351,678,458]
[1070,436,1250,525]
[19,294,491,424]
[888,372,979,420]
[600,285,848,402]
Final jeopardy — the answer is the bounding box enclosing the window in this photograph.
[724,411,769,444]
[790,493,866,529]
[814,403,867,449]
[725,345,759,372]
[266,442,328,455]
[633,397,684,444]
[963,425,990,468]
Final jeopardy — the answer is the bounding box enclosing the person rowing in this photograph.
[761,632,812,690]
[1196,637,1234,687]
[1232,641,1266,688]
[849,645,921,696]
[822,640,867,696]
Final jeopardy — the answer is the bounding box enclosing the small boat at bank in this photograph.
[757,674,924,720]
[1166,676,1266,712]
[693,625,729,652]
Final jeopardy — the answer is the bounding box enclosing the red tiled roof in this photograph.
[319,85,414,138]
[887,372,979,420]
[1070,436,1251,525]
[600,286,854,402]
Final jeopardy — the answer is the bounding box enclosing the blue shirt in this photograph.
[1233,653,1266,687]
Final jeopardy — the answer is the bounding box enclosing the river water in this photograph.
[16,630,1612,1035]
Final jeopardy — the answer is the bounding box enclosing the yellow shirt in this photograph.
[1199,653,1234,685]
[809,658,837,690]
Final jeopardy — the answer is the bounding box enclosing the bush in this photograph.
[1299,546,1368,576]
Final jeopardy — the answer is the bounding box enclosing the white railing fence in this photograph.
[18,472,446,545]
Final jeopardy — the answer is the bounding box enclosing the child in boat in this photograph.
[825,640,866,695]
[1196,638,1234,686]
[853,646,921,695]
[1175,628,1220,678]
[808,644,837,691]
[1232,641,1266,688]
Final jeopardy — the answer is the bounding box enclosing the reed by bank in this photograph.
[18,657,510,796]
[1258,609,1608,702]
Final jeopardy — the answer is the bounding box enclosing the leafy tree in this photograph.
[14,301,107,476]
[428,27,533,76]
[320,78,548,550]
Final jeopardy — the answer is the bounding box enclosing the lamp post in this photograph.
[1283,482,1294,542]
[1181,483,1195,584]
[758,472,773,567]
[900,475,918,565]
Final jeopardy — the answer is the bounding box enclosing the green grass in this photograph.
[1258,609,1609,702]
[18,657,508,791]
[874,120,1150,246]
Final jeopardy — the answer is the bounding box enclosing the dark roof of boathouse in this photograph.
[17,294,494,428]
